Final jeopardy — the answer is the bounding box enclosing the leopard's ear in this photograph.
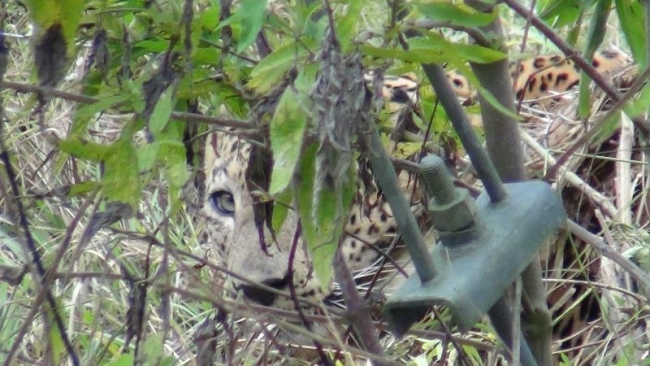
[203,130,219,176]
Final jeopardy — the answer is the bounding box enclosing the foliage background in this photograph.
[0,0,649,365]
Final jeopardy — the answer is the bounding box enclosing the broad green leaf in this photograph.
[361,45,447,64]
[311,158,356,288]
[537,0,584,27]
[137,142,161,171]
[337,0,364,46]
[159,140,189,200]
[196,5,219,30]
[67,181,100,197]
[584,0,611,56]
[147,6,178,34]
[102,138,141,209]
[409,36,506,64]
[615,0,647,70]
[149,87,174,136]
[294,144,328,288]
[249,41,314,93]
[176,72,221,100]
[69,94,130,139]
[415,2,497,28]
[362,36,505,66]
[237,0,268,53]
[269,70,314,195]
[298,136,357,291]
[105,354,135,366]
[193,48,221,66]
[272,188,293,234]
[58,138,112,162]
[75,94,130,120]
[133,39,169,54]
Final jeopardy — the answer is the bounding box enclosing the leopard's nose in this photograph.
[239,275,290,306]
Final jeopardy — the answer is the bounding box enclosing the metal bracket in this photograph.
[384,181,567,336]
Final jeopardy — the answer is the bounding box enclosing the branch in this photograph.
[0,81,254,130]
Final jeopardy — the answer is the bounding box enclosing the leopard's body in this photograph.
[201,47,631,353]
[447,49,630,103]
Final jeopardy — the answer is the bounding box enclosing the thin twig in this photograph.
[616,113,634,225]
[566,219,650,295]
[0,81,255,130]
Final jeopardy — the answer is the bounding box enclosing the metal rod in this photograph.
[421,64,508,204]
[362,126,437,283]
[488,298,538,366]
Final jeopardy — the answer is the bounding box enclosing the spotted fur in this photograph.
[447,49,630,103]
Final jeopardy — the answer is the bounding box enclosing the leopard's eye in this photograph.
[210,190,235,216]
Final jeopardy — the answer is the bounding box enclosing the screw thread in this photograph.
[420,155,457,205]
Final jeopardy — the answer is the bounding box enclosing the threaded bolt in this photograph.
[420,155,458,205]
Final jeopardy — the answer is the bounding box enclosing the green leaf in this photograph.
[272,188,293,234]
[75,94,130,120]
[58,138,112,162]
[337,1,364,46]
[311,160,356,289]
[294,144,322,285]
[149,87,174,136]
[269,71,313,195]
[133,39,169,54]
[159,140,189,200]
[137,142,161,171]
[615,0,648,70]
[295,140,356,291]
[584,0,611,56]
[362,35,505,66]
[105,354,135,366]
[361,45,447,64]
[415,2,497,28]
[67,181,100,197]
[193,48,221,66]
[237,0,268,53]
[249,41,314,93]
[102,138,141,209]
[537,0,584,27]
[409,36,506,64]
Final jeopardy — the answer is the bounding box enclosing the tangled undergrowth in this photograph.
[1,1,650,365]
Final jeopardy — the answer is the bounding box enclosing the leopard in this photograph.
[201,47,633,356]
[447,48,630,104]
[202,75,422,310]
